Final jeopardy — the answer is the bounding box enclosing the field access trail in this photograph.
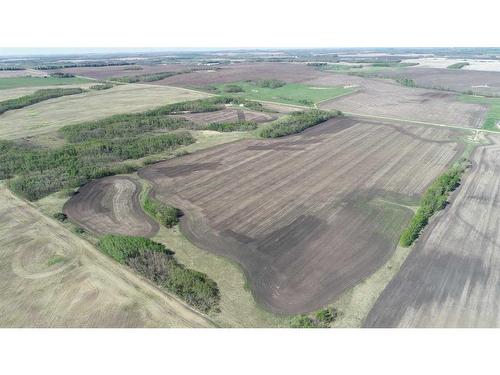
[139,118,464,313]
[365,135,500,327]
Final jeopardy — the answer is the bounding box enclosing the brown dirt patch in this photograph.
[138,117,465,313]
[64,176,159,237]
[365,135,500,327]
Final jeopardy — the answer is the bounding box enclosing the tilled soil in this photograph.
[365,135,500,327]
[312,74,488,128]
[138,117,464,313]
[64,176,159,237]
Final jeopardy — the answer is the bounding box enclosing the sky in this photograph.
[1,0,498,50]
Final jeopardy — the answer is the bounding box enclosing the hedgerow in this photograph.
[0,88,84,115]
[258,109,341,138]
[399,163,468,247]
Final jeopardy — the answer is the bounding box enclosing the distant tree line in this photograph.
[0,67,25,71]
[111,71,178,83]
[34,62,135,70]
[447,62,470,69]
[90,83,114,91]
[0,88,84,115]
[399,161,468,247]
[97,235,220,313]
[50,72,76,78]
[258,109,340,138]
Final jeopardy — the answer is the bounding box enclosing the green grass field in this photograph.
[0,76,91,90]
[459,95,500,131]
[206,81,352,106]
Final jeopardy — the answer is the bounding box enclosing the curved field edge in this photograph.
[137,178,289,327]
[0,183,214,328]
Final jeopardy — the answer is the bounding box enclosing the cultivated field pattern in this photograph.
[139,118,464,313]
[365,136,500,327]
[0,185,212,328]
[64,176,159,237]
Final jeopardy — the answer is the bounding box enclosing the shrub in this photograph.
[289,315,321,328]
[255,79,286,89]
[224,84,244,93]
[53,212,68,222]
[142,195,181,228]
[396,78,416,87]
[315,307,339,324]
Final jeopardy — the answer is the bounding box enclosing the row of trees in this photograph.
[97,235,220,313]
[258,109,340,138]
[399,162,468,247]
[206,121,257,132]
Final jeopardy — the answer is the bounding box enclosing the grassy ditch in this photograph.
[97,234,220,313]
[399,161,469,247]
[0,88,84,115]
[258,109,341,138]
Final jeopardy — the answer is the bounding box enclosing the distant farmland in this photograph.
[0,84,210,140]
[0,76,91,90]
[138,117,466,313]
[205,81,352,106]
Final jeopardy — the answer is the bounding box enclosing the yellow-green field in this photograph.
[0,184,214,328]
[0,83,211,140]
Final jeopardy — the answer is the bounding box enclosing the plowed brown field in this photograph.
[313,74,488,128]
[365,135,500,327]
[138,117,465,313]
[63,176,159,237]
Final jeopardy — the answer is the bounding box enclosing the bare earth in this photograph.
[177,107,277,125]
[155,62,323,87]
[313,74,488,128]
[365,67,500,96]
[64,176,159,237]
[365,135,500,327]
[138,117,464,313]
[0,185,213,327]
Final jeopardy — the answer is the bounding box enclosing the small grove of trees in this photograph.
[50,72,75,78]
[258,109,341,138]
[396,77,416,87]
[206,121,257,132]
[447,62,470,69]
[399,162,468,247]
[142,195,181,228]
[289,307,340,328]
[97,235,220,313]
[255,79,286,89]
[223,84,244,93]
[0,88,84,115]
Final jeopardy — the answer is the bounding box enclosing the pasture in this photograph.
[138,117,466,313]
[205,81,352,106]
[0,76,90,90]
